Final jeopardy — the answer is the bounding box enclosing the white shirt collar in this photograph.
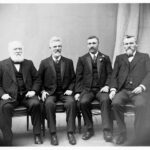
[52,56,61,62]
[128,51,136,62]
[14,64,20,72]
[89,51,99,59]
[132,50,136,57]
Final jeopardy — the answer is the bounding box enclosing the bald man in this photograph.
[0,41,42,146]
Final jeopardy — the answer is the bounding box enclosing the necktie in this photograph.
[13,61,22,64]
[93,54,96,63]
[55,59,59,64]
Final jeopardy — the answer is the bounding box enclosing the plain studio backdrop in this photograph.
[0,4,117,69]
[1,3,150,146]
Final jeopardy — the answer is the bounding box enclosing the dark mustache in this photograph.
[55,49,61,53]
[89,47,96,50]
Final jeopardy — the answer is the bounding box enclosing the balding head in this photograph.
[8,41,24,62]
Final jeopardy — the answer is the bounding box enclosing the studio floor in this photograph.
[0,112,135,147]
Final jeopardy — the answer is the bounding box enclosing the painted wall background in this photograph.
[0,4,118,69]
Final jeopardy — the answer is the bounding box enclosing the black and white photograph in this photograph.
[0,1,150,147]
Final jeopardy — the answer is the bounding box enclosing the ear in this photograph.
[135,43,138,47]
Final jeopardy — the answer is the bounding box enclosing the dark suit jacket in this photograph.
[110,52,150,91]
[75,51,112,93]
[38,56,76,95]
[0,58,40,100]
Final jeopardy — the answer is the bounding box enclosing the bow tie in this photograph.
[127,54,134,58]
[13,62,22,65]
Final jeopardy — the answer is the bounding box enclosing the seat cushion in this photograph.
[13,106,28,116]
[91,99,100,109]
[56,101,65,112]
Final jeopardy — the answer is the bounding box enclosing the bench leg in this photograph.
[42,118,45,137]
[27,114,29,131]
[77,111,82,134]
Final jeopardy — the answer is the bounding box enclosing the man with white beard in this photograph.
[0,41,42,146]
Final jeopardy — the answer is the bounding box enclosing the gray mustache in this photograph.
[127,47,134,50]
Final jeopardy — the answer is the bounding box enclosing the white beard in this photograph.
[10,54,24,62]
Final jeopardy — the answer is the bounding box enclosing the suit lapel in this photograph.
[7,58,17,84]
[86,53,92,73]
[21,60,28,83]
[49,56,56,78]
[60,57,65,81]
[130,52,140,70]
[97,52,102,78]
[122,54,130,67]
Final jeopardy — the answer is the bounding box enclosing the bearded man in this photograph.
[0,41,42,146]
[109,35,150,145]
[38,36,76,145]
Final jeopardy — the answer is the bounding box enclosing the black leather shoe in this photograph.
[82,130,94,140]
[67,133,76,145]
[51,133,58,146]
[34,135,42,144]
[103,130,113,142]
[115,134,127,145]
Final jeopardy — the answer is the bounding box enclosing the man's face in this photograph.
[50,41,62,59]
[123,37,136,56]
[9,42,24,62]
[87,38,99,54]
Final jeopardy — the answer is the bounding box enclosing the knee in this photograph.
[2,104,14,116]
[45,99,55,108]
[65,96,76,107]
[80,98,89,106]
[134,95,146,108]
[111,99,120,108]
[30,99,40,108]
[3,104,13,111]
[135,100,146,108]
[100,95,110,104]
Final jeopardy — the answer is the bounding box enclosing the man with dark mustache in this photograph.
[75,36,113,142]
[109,35,150,145]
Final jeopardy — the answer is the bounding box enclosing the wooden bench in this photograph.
[42,101,71,136]
[13,101,45,135]
[13,106,29,131]
[42,101,83,136]
[76,100,135,133]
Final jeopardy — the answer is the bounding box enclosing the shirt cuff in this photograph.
[110,88,117,92]
[41,90,46,94]
[139,84,146,91]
